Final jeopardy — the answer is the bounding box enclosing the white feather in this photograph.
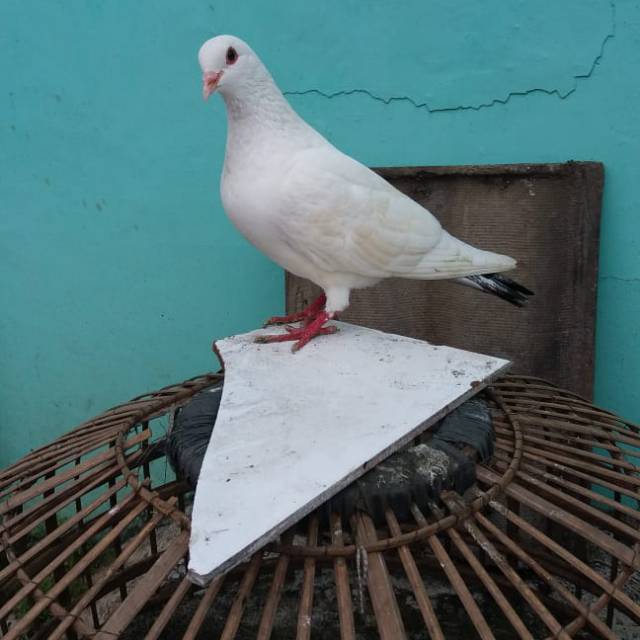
[200,36,517,313]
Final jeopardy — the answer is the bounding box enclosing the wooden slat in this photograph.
[219,553,262,640]
[181,576,225,640]
[478,466,639,568]
[0,478,126,589]
[354,512,407,640]
[0,490,143,631]
[49,498,180,640]
[257,537,291,640]
[144,576,192,640]
[472,508,618,640]
[0,429,149,515]
[385,509,444,640]
[411,504,495,640]
[296,515,319,640]
[494,441,640,502]
[439,496,566,640]
[477,485,640,622]
[94,530,189,639]
[331,513,356,640]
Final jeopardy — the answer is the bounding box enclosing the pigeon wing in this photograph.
[277,147,515,279]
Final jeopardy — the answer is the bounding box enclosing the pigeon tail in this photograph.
[458,273,534,307]
[396,231,516,280]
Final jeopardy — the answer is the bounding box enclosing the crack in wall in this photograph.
[284,0,616,114]
[601,275,640,284]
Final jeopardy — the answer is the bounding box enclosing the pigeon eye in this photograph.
[226,46,238,65]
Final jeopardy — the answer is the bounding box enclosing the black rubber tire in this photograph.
[166,382,223,488]
[167,382,493,526]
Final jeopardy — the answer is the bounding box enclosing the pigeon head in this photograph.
[199,35,265,101]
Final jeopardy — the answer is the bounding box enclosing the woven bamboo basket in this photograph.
[1,374,639,639]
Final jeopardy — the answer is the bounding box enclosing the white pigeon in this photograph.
[199,35,532,351]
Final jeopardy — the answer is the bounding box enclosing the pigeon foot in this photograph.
[255,311,338,352]
[263,294,326,327]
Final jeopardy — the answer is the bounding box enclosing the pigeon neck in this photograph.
[222,79,304,134]
[221,71,318,171]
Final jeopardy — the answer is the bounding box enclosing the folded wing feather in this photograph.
[278,146,515,280]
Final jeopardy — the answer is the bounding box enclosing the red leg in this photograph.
[255,311,338,351]
[263,294,326,327]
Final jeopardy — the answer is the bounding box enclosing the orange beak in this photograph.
[202,71,223,100]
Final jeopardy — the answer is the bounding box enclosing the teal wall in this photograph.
[1,1,638,466]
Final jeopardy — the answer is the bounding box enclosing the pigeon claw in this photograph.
[263,313,306,328]
[291,324,338,352]
[254,310,338,352]
[262,293,327,327]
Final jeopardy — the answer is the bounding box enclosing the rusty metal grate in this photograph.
[0,375,639,638]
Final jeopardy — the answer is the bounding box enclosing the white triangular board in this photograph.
[188,322,509,584]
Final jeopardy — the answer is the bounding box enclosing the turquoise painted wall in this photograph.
[1,1,638,466]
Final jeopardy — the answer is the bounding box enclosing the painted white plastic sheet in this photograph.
[188,322,509,584]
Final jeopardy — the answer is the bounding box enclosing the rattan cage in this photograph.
[1,374,639,639]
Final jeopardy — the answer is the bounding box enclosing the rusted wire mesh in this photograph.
[0,374,638,638]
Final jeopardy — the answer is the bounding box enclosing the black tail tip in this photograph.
[466,273,534,307]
